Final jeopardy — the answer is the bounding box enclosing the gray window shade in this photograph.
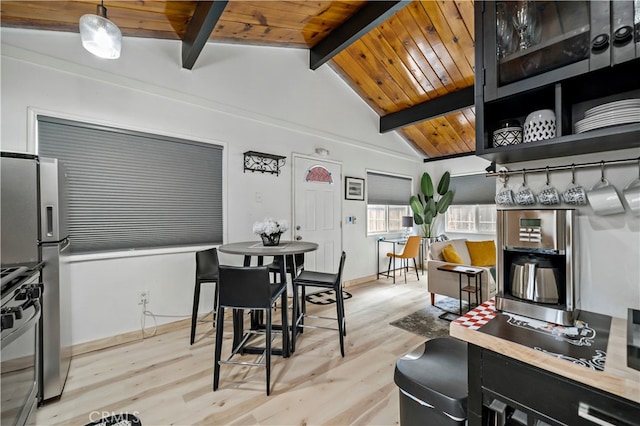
[366,172,411,205]
[449,173,496,205]
[37,116,223,253]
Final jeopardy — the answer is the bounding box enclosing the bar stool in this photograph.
[191,248,219,345]
[213,265,288,396]
[291,251,347,356]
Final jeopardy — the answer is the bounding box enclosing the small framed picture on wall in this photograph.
[345,176,365,201]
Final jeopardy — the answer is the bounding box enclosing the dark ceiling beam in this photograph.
[380,86,475,133]
[181,1,228,70]
[309,1,408,70]
[423,151,475,163]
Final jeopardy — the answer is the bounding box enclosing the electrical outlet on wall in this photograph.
[138,290,149,305]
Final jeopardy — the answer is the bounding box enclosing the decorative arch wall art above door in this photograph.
[305,165,333,184]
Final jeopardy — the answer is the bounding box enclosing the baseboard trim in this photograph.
[71,274,377,356]
[71,317,192,357]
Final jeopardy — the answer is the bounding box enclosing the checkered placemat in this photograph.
[453,298,497,330]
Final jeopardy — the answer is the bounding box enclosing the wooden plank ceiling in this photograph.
[0,0,476,160]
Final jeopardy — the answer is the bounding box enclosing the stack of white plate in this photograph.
[575,99,640,134]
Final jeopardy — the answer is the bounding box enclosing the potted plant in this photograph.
[409,171,453,238]
[253,218,289,246]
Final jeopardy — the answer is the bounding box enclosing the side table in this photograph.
[436,264,483,321]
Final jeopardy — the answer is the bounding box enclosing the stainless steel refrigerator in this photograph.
[1,152,72,402]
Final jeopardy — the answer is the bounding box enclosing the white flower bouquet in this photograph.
[253,218,288,245]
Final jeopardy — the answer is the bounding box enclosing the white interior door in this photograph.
[292,154,342,273]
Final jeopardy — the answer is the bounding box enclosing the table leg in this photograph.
[279,255,290,357]
[459,273,463,315]
[393,242,397,284]
[377,240,380,280]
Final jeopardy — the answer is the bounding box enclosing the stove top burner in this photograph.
[1,266,30,294]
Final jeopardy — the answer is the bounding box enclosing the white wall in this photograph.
[1,28,422,345]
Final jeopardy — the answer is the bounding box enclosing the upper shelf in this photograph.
[243,151,286,176]
[478,122,640,164]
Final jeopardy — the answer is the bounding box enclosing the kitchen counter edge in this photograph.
[450,316,640,405]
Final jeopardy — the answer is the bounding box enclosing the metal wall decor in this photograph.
[243,151,286,175]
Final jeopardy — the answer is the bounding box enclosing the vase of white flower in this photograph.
[253,218,289,246]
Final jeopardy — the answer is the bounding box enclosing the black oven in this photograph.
[1,267,42,426]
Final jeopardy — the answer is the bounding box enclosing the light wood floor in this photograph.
[36,272,440,426]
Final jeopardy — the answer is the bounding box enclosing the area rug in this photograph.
[390,297,468,338]
[305,290,352,305]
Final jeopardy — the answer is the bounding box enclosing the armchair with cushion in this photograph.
[426,239,497,306]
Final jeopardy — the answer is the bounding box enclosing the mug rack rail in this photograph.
[243,151,286,176]
[486,156,640,181]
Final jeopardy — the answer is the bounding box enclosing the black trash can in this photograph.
[394,337,468,426]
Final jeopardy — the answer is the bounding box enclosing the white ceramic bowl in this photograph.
[524,109,556,142]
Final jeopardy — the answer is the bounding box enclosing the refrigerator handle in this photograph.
[46,206,55,237]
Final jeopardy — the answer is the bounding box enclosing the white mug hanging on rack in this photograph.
[561,165,588,205]
[537,167,560,205]
[515,170,536,206]
[622,159,640,216]
[586,162,625,215]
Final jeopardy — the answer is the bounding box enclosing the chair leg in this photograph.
[300,286,307,328]
[280,290,289,358]
[213,282,219,325]
[403,259,407,283]
[265,309,272,396]
[335,289,345,357]
[213,306,225,391]
[413,258,419,281]
[386,256,392,278]
[291,283,299,353]
[190,281,201,345]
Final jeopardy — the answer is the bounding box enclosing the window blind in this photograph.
[449,173,496,205]
[366,172,412,205]
[38,116,223,253]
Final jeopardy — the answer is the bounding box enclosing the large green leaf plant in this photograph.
[409,171,454,238]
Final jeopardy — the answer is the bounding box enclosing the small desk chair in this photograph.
[291,251,347,356]
[191,248,219,345]
[386,235,421,283]
[213,265,288,396]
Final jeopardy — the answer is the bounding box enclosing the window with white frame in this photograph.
[445,205,497,234]
[366,172,412,235]
[444,173,497,234]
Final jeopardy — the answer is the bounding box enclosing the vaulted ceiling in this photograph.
[0,0,476,160]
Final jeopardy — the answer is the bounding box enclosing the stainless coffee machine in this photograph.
[496,209,578,325]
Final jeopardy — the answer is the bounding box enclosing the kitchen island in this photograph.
[450,300,640,425]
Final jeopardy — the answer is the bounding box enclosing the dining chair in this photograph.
[213,265,288,396]
[191,248,220,345]
[291,251,347,356]
[386,235,421,283]
[266,253,305,282]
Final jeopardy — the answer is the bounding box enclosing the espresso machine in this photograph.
[496,209,578,325]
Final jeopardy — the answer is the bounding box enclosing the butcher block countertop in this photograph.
[450,302,640,405]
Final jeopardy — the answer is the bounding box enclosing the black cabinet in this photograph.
[475,1,640,164]
[468,345,640,426]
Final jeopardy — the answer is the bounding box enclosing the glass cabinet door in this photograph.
[496,1,590,86]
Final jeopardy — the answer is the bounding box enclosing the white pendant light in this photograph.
[79,1,122,59]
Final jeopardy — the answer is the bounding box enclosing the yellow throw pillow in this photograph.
[442,244,464,264]
[465,240,497,267]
